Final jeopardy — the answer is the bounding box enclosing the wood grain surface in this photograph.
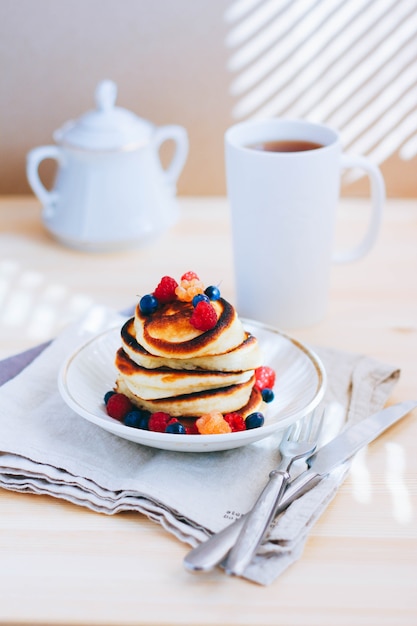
[0,196,416,625]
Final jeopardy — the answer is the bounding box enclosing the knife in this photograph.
[183,400,417,573]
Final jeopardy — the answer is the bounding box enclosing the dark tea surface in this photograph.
[247,139,323,152]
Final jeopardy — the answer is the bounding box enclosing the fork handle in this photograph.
[183,470,322,573]
[224,469,290,576]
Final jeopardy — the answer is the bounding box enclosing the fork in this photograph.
[224,410,324,576]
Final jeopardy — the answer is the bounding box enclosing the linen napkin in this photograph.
[0,306,400,585]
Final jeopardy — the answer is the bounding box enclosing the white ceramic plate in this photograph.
[58,319,326,453]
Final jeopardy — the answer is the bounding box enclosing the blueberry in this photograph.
[139,294,158,315]
[104,390,116,405]
[261,388,274,403]
[192,293,210,307]
[204,285,221,301]
[245,412,265,429]
[123,410,150,430]
[165,421,186,434]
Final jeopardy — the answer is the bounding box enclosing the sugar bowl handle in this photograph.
[26,145,64,210]
[154,125,189,189]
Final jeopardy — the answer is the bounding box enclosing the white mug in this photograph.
[225,118,385,329]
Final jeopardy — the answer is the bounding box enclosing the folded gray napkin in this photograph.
[0,306,400,585]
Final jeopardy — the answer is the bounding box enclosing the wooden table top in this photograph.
[0,196,416,625]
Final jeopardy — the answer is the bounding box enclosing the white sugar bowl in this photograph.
[26,80,189,251]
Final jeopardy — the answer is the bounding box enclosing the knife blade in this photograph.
[184,400,417,573]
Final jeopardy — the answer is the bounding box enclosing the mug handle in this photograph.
[333,154,385,263]
[154,125,189,188]
[26,146,63,209]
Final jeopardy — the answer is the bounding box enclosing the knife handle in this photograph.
[183,469,321,573]
[224,469,290,576]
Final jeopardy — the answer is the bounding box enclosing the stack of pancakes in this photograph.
[115,297,263,418]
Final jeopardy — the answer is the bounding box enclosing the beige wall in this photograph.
[1,0,416,198]
[1,0,234,196]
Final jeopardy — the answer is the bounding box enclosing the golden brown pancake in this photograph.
[133,298,247,359]
[114,287,264,424]
[115,347,254,399]
[116,376,263,418]
[121,318,262,372]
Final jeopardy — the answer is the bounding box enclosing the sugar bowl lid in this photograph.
[53,80,153,150]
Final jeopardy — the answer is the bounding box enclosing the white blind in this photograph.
[225,0,417,169]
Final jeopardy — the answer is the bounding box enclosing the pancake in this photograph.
[115,376,263,418]
[115,347,254,399]
[133,298,247,359]
[112,273,268,431]
[121,318,262,372]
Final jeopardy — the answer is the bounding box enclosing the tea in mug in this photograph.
[247,139,323,152]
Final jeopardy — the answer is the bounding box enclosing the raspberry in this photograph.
[196,411,232,434]
[175,278,204,302]
[153,276,178,303]
[148,412,172,432]
[185,421,200,434]
[189,300,218,331]
[106,393,133,421]
[254,366,276,392]
[181,271,199,281]
[224,412,246,432]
